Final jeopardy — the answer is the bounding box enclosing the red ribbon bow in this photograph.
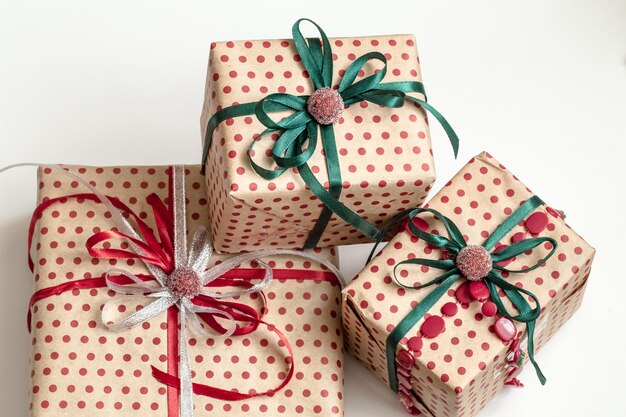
[28,190,295,404]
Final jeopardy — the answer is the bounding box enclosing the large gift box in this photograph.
[27,164,344,416]
[342,152,595,417]
[200,19,458,253]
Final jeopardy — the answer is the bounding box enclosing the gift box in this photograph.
[200,18,458,253]
[342,152,595,417]
[26,164,344,417]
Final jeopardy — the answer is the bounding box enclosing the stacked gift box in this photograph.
[342,152,594,416]
[27,165,344,416]
[3,18,594,417]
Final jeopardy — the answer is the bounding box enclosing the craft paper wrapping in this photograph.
[342,152,594,417]
[28,165,344,416]
[200,31,436,253]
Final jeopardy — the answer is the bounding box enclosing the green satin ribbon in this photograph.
[201,18,460,249]
[368,196,556,393]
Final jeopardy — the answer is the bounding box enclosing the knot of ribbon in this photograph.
[368,195,557,393]
[201,18,460,249]
[1,163,344,417]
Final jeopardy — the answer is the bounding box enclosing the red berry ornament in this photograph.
[306,87,344,125]
[455,245,493,281]
[167,267,202,298]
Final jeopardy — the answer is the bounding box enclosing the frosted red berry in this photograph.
[166,267,202,298]
[306,87,344,125]
[455,245,492,281]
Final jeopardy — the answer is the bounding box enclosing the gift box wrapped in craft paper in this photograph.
[24,164,345,417]
[200,18,458,253]
[342,152,595,417]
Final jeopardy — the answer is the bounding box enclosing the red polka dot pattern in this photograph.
[342,152,595,417]
[29,165,344,416]
[200,34,435,253]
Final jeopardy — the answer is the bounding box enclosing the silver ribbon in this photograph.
[1,163,345,417]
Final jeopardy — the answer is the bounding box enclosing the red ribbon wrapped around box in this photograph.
[5,164,345,417]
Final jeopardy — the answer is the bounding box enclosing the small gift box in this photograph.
[200,18,458,253]
[26,164,344,417]
[342,152,595,417]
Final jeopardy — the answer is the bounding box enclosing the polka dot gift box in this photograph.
[342,152,595,417]
[27,164,344,417]
[200,19,459,254]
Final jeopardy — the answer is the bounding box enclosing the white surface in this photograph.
[0,1,624,416]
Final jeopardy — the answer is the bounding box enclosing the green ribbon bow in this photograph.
[368,195,557,393]
[201,18,460,249]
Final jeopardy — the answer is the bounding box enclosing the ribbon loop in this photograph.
[492,237,557,273]
[105,268,165,295]
[188,227,213,273]
[247,129,290,180]
[352,89,406,107]
[255,93,310,130]
[271,126,314,168]
[338,51,388,99]
[406,208,467,250]
[292,18,334,88]
[485,272,542,323]
[393,261,459,289]
[87,230,170,269]
[103,295,178,332]
[184,299,237,338]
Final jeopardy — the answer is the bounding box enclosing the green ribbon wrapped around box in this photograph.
[201,18,459,249]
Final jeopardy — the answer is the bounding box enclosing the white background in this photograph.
[1,1,625,416]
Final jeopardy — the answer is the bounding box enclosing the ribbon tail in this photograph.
[485,272,546,385]
[405,96,459,157]
[525,319,546,385]
[1,163,170,284]
[303,205,334,249]
[103,296,176,332]
[367,207,423,264]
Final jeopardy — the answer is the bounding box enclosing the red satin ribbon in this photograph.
[152,318,294,401]
[26,273,150,332]
[167,306,179,417]
[27,269,324,403]
[27,177,339,413]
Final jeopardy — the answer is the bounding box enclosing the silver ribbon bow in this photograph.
[1,163,345,417]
